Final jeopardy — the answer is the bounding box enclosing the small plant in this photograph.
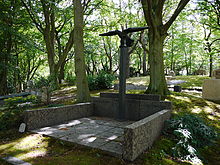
[87,71,116,91]
[164,114,218,164]
[4,95,37,109]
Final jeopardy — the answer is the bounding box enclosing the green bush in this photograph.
[0,108,24,131]
[34,75,59,91]
[87,72,116,91]
[4,95,37,109]
[65,74,76,85]
[164,114,218,164]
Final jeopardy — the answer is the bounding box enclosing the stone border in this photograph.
[100,92,161,101]
[25,103,93,130]
[123,110,171,161]
[92,96,171,120]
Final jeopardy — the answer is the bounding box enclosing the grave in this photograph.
[202,69,220,101]
[24,27,172,161]
[24,93,171,161]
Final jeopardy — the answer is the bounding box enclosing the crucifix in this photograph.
[100,27,148,119]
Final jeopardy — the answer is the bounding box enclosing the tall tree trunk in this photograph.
[74,0,90,102]
[141,0,189,96]
[143,49,147,76]
[0,30,12,95]
[59,61,66,83]
[145,28,169,95]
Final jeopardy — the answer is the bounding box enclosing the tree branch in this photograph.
[164,0,190,32]
[210,38,220,47]
[21,0,44,33]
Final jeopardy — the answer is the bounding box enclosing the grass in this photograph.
[0,75,219,164]
[125,75,210,89]
[175,75,210,89]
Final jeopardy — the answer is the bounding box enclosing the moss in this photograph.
[141,137,191,165]
[200,139,220,165]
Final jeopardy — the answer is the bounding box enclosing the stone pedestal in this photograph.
[202,79,220,101]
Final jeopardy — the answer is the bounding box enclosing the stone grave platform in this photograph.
[25,93,172,161]
[32,117,133,157]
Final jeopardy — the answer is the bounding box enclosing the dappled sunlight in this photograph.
[0,134,48,161]
[203,106,214,114]
[191,106,203,114]
[207,115,216,121]
[173,96,192,103]
[126,76,150,85]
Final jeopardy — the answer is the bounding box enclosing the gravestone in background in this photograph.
[202,69,220,101]
[212,69,220,79]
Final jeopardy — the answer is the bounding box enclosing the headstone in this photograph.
[174,85,182,92]
[41,86,50,104]
[202,78,220,101]
[168,70,175,77]
[19,123,26,133]
[212,69,220,79]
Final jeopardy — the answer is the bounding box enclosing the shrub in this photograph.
[164,114,218,164]
[87,72,116,91]
[65,74,76,85]
[0,108,24,131]
[4,95,37,109]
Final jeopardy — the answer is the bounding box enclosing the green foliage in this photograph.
[4,95,37,109]
[164,114,218,163]
[1,95,38,130]
[87,72,116,91]
[34,75,58,91]
[65,74,76,85]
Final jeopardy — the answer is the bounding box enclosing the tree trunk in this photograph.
[141,0,190,96]
[59,61,66,83]
[142,49,147,76]
[74,0,90,102]
[145,28,169,96]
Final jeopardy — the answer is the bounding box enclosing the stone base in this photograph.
[202,79,220,101]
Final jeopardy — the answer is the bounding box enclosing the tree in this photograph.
[141,0,190,96]
[198,0,220,76]
[74,0,90,102]
[21,0,75,87]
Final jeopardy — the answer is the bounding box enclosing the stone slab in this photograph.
[3,156,32,165]
[202,79,220,101]
[100,141,123,157]
[32,117,131,158]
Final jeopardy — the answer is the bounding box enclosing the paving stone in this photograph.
[107,128,124,136]
[60,132,96,142]
[76,137,108,148]
[32,117,128,158]
[55,119,83,128]
[100,141,123,157]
